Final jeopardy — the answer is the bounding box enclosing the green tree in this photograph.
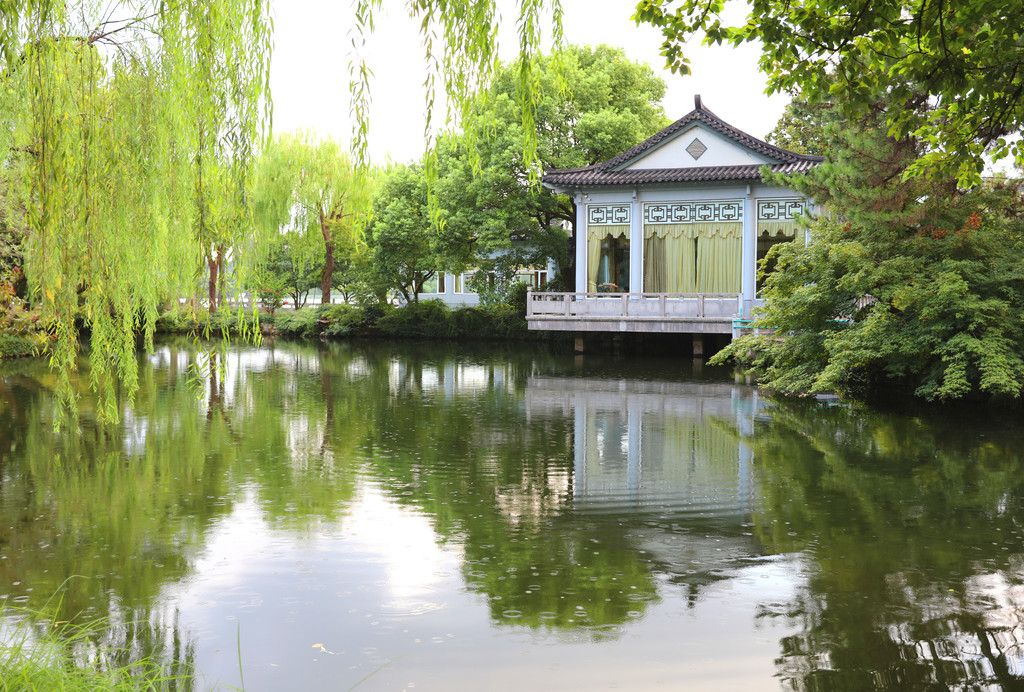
[257,234,322,309]
[251,132,365,305]
[764,100,829,157]
[713,103,1024,401]
[1,2,271,421]
[633,0,1024,185]
[366,162,475,303]
[440,45,669,289]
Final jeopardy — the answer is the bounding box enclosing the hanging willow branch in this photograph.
[0,0,272,426]
[348,0,565,175]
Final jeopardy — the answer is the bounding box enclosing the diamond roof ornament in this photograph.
[686,137,707,160]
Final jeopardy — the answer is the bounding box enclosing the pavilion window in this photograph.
[585,203,632,293]
[588,226,630,292]
[642,220,742,293]
[755,210,805,295]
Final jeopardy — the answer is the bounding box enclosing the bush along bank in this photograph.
[0,269,50,361]
[156,297,553,342]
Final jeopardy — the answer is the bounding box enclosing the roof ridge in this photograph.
[578,101,821,175]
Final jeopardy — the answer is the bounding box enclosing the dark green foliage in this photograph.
[317,303,366,338]
[0,333,38,359]
[506,281,530,315]
[366,165,469,304]
[376,300,458,338]
[445,45,670,289]
[713,103,1024,401]
[154,295,538,343]
[764,100,829,156]
[635,0,1024,184]
[154,309,196,334]
[152,309,268,339]
[371,299,533,340]
[273,309,322,339]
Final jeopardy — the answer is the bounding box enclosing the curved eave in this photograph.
[543,160,821,191]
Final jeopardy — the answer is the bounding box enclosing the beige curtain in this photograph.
[646,222,741,293]
[758,220,801,240]
[589,224,629,241]
[588,225,628,291]
[693,222,742,293]
[643,235,665,292]
[644,224,695,292]
[697,236,742,292]
[588,235,602,291]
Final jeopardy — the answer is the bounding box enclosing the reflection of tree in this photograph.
[341,343,665,638]
[463,520,658,637]
[750,401,1024,690]
[0,339,361,677]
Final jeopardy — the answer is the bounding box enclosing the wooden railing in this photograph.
[526,291,742,320]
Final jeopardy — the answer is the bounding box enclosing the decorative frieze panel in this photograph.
[587,204,631,225]
[643,201,743,224]
[757,199,807,221]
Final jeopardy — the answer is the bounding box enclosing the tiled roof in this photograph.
[544,98,823,188]
[544,161,821,186]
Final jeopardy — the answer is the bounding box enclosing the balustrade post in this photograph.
[697,294,705,317]
[621,292,629,316]
[564,293,572,317]
[526,287,533,317]
[658,294,666,317]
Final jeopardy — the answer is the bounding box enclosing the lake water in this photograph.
[1,339,1023,691]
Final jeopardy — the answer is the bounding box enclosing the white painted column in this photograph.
[741,187,757,318]
[629,192,642,294]
[575,194,587,293]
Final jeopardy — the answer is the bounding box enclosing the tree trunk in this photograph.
[207,253,218,314]
[216,246,226,309]
[321,213,334,305]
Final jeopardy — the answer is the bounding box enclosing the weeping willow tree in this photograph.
[0,1,271,423]
[251,132,367,305]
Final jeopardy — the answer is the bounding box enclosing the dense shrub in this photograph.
[317,303,366,337]
[274,308,321,338]
[376,299,456,338]
[156,307,270,338]
[0,334,40,359]
[484,303,529,338]
[154,308,194,333]
[154,294,540,343]
[507,281,530,315]
[450,306,490,335]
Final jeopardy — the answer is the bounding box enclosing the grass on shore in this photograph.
[0,602,194,692]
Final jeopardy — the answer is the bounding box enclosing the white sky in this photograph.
[268,0,790,165]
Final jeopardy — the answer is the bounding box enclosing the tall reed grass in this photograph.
[0,600,194,692]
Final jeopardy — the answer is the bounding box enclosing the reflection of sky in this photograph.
[157,477,805,692]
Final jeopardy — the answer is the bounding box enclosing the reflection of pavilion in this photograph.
[526,375,774,593]
[526,377,761,522]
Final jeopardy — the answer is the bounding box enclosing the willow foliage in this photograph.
[0,1,271,423]
[349,0,565,173]
[251,132,368,305]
